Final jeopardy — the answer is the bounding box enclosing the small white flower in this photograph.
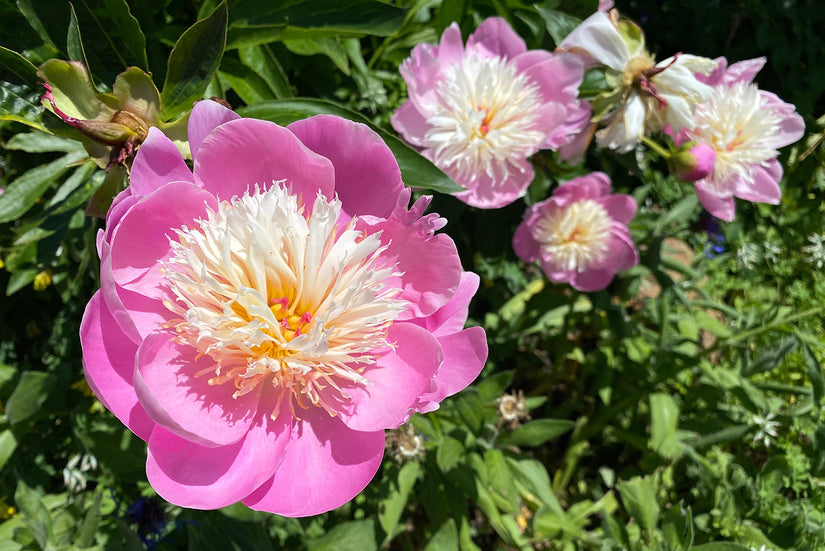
[762,241,781,265]
[803,233,825,269]
[62,453,98,493]
[751,412,780,448]
[737,241,761,269]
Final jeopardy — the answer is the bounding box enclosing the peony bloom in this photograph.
[679,57,805,221]
[80,100,487,516]
[560,11,716,152]
[392,17,587,208]
[513,172,638,291]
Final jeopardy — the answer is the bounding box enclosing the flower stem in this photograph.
[642,136,671,159]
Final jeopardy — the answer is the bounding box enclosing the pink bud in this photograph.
[669,142,716,182]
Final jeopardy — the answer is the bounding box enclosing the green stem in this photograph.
[642,136,671,158]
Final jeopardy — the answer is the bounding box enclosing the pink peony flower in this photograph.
[80,100,487,517]
[392,17,587,209]
[668,141,716,182]
[513,172,638,291]
[681,57,805,220]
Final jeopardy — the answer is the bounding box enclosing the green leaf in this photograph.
[66,4,90,69]
[617,475,660,538]
[475,370,514,403]
[161,1,228,121]
[226,0,407,49]
[15,0,57,48]
[95,0,149,70]
[534,5,583,45]
[5,371,55,425]
[506,457,564,515]
[649,393,682,459]
[0,430,18,472]
[0,151,85,224]
[0,81,46,131]
[238,44,293,99]
[424,520,458,551]
[14,480,53,549]
[306,520,377,551]
[436,435,464,472]
[75,488,102,548]
[742,336,797,377]
[0,46,40,87]
[284,36,350,75]
[801,339,824,404]
[5,131,84,153]
[378,461,420,544]
[690,544,752,551]
[6,269,37,296]
[218,56,277,105]
[239,99,463,193]
[498,419,575,447]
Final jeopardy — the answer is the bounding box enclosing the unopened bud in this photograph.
[669,142,715,182]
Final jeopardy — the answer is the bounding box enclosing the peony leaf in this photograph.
[498,419,576,447]
[240,98,463,194]
[218,56,277,105]
[5,371,56,425]
[238,44,293,99]
[0,46,40,87]
[225,0,407,49]
[0,81,46,131]
[160,1,228,122]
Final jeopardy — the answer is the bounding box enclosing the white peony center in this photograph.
[161,184,407,419]
[533,199,613,272]
[688,82,781,186]
[424,54,546,185]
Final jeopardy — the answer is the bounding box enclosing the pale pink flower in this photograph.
[80,100,487,516]
[513,172,638,291]
[392,17,587,208]
[680,57,805,221]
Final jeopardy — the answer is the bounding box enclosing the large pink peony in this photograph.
[681,57,805,221]
[392,17,588,209]
[513,172,638,291]
[80,100,487,516]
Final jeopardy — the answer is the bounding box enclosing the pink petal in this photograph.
[129,128,194,197]
[99,240,141,343]
[80,292,154,441]
[456,158,534,209]
[514,51,583,106]
[340,323,443,432]
[466,17,527,60]
[415,272,479,336]
[722,57,765,86]
[513,215,541,263]
[437,23,465,66]
[391,100,431,148]
[358,217,462,319]
[188,99,241,162]
[761,92,805,146]
[599,194,637,225]
[733,160,782,204]
[146,394,292,510]
[414,326,487,413]
[242,407,384,516]
[134,330,261,447]
[571,268,614,292]
[288,115,403,220]
[399,43,443,117]
[694,181,736,221]
[193,118,335,204]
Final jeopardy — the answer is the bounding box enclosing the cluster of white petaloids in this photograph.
[424,54,545,186]
[532,200,613,273]
[687,82,782,188]
[161,183,407,418]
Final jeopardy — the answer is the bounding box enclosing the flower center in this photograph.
[533,199,613,272]
[424,54,545,185]
[688,82,781,186]
[161,184,407,419]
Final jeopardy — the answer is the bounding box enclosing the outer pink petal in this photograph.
[414,326,487,413]
[399,44,443,116]
[193,118,335,204]
[599,194,637,224]
[134,330,261,447]
[571,268,614,291]
[456,158,534,208]
[466,17,526,60]
[99,240,141,342]
[80,292,154,441]
[188,99,241,162]
[695,181,736,221]
[242,407,384,517]
[513,215,541,263]
[340,323,443,432]
[358,217,461,319]
[437,23,465,66]
[761,92,805,146]
[733,160,782,204]
[391,100,431,148]
[146,394,292,510]
[129,128,194,197]
[288,115,403,220]
[722,57,765,86]
[415,272,479,336]
[591,230,638,272]
[514,51,583,105]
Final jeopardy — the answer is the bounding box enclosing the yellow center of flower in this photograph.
[533,199,613,272]
[161,183,407,418]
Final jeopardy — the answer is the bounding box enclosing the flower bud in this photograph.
[669,141,716,182]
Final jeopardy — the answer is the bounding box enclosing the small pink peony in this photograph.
[392,17,587,209]
[668,141,716,182]
[681,57,805,220]
[513,172,638,291]
[80,100,487,516]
